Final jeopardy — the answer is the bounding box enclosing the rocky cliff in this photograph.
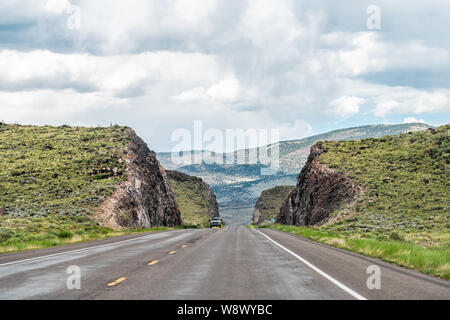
[97,129,182,229]
[277,144,364,226]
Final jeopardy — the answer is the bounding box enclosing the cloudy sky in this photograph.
[0,0,449,151]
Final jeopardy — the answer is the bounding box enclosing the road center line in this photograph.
[252,228,367,300]
[108,277,126,287]
[148,260,159,266]
[168,251,176,255]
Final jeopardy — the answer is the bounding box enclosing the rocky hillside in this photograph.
[253,186,294,225]
[0,123,182,231]
[277,144,365,226]
[277,124,449,244]
[166,170,219,227]
[158,123,431,224]
[97,129,182,229]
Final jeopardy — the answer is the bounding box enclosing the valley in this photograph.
[158,123,431,224]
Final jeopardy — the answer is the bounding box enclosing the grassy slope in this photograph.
[167,172,214,227]
[0,124,133,252]
[0,214,176,254]
[0,124,129,216]
[318,125,449,243]
[255,186,295,223]
[266,125,449,279]
[266,224,449,280]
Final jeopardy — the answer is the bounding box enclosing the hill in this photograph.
[253,186,295,225]
[274,124,449,278]
[0,123,181,252]
[158,123,431,223]
[167,170,219,227]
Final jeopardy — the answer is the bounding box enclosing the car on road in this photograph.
[210,218,223,228]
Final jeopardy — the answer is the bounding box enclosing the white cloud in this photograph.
[44,0,71,14]
[373,89,450,117]
[239,0,302,48]
[403,117,425,124]
[0,1,449,150]
[175,78,241,105]
[321,32,449,77]
[329,96,365,119]
[279,119,313,141]
[373,99,400,118]
[0,49,232,98]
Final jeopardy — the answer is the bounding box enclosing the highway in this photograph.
[0,226,448,300]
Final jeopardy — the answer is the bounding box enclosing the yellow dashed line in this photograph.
[108,277,126,287]
[148,260,159,266]
[182,245,187,248]
[168,251,176,255]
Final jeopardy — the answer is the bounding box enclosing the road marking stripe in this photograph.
[148,260,159,266]
[168,251,176,255]
[252,229,367,301]
[0,229,196,267]
[108,277,126,287]
[182,245,187,248]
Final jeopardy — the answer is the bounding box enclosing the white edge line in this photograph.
[252,228,368,300]
[0,229,192,267]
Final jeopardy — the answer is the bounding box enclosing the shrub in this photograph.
[0,229,15,243]
[57,230,74,239]
[389,232,404,241]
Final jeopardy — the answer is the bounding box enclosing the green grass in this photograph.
[167,172,213,227]
[260,125,449,279]
[0,123,211,254]
[265,224,450,280]
[0,123,136,253]
[0,213,194,254]
[316,124,449,246]
[0,123,129,218]
[256,125,449,279]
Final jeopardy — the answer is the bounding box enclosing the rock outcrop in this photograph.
[253,209,264,225]
[97,129,182,229]
[277,144,364,226]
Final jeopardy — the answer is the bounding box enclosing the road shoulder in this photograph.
[256,228,450,300]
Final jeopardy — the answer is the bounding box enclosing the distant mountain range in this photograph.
[157,123,431,223]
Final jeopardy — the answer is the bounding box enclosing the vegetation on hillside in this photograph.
[254,186,295,223]
[0,123,131,252]
[317,124,449,245]
[157,123,431,221]
[167,170,216,227]
[264,124,449,279]
[0,123,129,217]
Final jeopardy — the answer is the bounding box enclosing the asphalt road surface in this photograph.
[0,226,449,300]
